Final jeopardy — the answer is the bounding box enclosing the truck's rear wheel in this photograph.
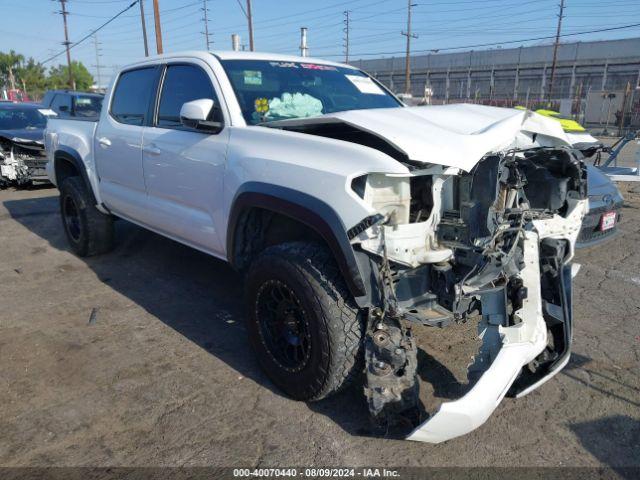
[59,176,114,257]
[245,242,364,401]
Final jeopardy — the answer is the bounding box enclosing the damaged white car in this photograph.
[45,52,587,443]
[0,103,54,188]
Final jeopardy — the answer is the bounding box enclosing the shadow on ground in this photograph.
[4,193,486,439]
[569,415,640,478]
[564,353,640,408]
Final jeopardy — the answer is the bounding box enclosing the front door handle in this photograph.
[97,137,111,148]
[143,144,161,156]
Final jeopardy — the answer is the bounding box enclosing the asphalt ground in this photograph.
[0,142,639,471]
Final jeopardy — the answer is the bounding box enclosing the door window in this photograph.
[110,67,157,126]
[157,64,221,129]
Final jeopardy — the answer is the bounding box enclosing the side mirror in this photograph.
[180,98,222,133]
[58,105,69,112]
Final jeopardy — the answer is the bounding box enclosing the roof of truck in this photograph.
[44,90,103,96]
[121,50,352,70]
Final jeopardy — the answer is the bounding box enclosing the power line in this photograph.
[324,22,640,58]
[41,0,140,65]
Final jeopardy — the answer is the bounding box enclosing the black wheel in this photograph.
[246,242,365,401]
[59,176,114,257]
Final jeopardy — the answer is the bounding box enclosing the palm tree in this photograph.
[0,50,25,90]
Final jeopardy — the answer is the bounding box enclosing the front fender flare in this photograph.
[227,182,368,301]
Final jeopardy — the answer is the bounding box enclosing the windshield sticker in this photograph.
[269,62,299,68]
[244,70,263,85]
[345,75,385,95]
[300,63,337,71]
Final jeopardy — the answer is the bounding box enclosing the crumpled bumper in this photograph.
[407,229,574,443]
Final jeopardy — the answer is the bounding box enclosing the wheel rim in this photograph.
[255,280,311,372]
[63,195,81,242]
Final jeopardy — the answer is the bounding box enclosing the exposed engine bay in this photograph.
[0,136,48,188]
[349,147,587,442]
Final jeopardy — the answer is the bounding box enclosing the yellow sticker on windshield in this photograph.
[255,97,269,113]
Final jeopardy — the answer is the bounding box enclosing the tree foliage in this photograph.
[47,61,94,91]
[0,50,94,100]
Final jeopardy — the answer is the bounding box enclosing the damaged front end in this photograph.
[0,136,48,188]
[350,148,587,443]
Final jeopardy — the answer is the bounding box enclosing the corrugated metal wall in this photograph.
[352,38,640,103]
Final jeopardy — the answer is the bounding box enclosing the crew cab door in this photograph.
[95,66,159,220]
[141,61,229,255]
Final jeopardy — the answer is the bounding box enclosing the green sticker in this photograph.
[244,70,262,85]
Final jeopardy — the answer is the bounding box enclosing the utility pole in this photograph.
[139,0,149,56]
[247,0,254,51]
[152,0,163,54]
[57,0,75,90]
[547,0,565,103]
[343,10,350,63]
[92,34,102,90]
[202,0,212,50]
[401,1,418,96]
[300,27,308,57]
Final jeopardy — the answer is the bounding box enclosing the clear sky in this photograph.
[2,0,639,86]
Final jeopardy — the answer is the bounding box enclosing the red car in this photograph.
[1,89,31,103]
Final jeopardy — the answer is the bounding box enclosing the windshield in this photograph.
[74,95,103,118]
[0,107,47,130]
[220,59,401,125]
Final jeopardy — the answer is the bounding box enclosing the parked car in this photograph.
[1,88,31,103]
[41,90,103,120]
[0,102,53,187]
[529,109,623,247]
[45,51,588,443]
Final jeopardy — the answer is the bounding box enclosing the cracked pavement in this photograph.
[0,154,639,468]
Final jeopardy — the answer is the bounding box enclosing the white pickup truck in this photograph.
[45,51,588,443]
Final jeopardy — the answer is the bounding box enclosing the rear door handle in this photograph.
[97,137,111,148]
[143,144,161,156]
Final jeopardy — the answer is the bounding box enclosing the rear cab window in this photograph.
[74,95,103,118]
[110,67,158,126]
[50,94,72,116]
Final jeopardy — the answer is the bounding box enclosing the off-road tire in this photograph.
[246,241,364,401]
[59,176,114,257]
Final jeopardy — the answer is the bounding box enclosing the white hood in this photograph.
[270,103,572,172]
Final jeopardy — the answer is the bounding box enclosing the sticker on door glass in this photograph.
[345,75,385,95]
[244,70,262,85]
